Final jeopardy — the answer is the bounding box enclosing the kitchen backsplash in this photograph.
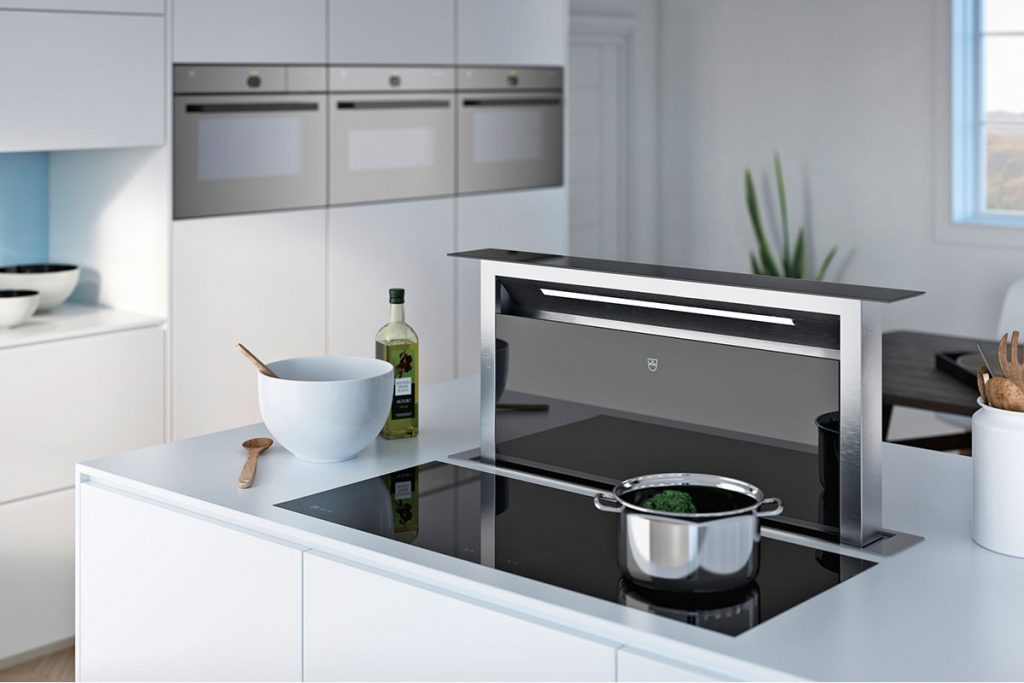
[0,152,49,266]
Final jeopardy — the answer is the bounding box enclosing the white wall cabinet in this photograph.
[0,10,164,152]
[457,0,568,66]
[78,483,304,681]
[617,648,724,682]
[328,200,455,385]
[0,327,164,504]
[173,0,326,63]
[303,552,616,681]
[455,188,569,376]
[0,489,74,663]
[329,0,454,64]
[172,209,326,440]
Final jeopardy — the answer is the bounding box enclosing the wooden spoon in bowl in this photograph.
[236,343,279,378]
[238,438,273,489]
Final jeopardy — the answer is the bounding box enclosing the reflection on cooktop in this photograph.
[495,412,835,539]
[276,461,874,637]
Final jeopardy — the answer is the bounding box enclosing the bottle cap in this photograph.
[389,288,405,304]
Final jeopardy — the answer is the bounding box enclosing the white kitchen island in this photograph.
[76,378,1024,681]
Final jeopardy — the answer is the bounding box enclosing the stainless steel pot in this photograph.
[594,473,783,593]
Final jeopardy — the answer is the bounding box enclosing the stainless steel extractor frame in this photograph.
[466,251,922,549]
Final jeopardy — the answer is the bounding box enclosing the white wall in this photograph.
[657,0,1024,339]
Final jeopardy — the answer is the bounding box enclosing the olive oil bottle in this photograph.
[375,288,419,439]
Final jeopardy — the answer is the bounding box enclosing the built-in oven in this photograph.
[173,65,328,219]
[329,66,455,205]
[457,67,563,195]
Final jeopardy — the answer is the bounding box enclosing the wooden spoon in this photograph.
[238,438,273,489]
[977,367,990,405]
[984,377,1024,412]
[236,343,279,378]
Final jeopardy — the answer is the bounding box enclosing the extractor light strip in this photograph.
[538,288,796,326]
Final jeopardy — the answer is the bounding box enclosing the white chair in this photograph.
[936,278,1024,432]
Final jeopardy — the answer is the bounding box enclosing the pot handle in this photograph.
[593,492,623,513]
[756,497,784,517]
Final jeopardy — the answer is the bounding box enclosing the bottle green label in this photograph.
[386,344,416,420]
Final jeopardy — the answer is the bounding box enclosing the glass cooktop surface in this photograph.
[276,461,874,637]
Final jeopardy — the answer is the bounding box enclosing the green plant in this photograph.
[745,153,838,280]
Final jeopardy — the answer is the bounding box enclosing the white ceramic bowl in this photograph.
[0,290,40,328]
[257,356,394,463]
[0,264,80,311]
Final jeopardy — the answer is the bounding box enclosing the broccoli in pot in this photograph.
[642,489,697,514]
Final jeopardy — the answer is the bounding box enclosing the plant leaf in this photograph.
[792,228,806,279]
[815,245,839,280]
[749,252,762,275]
[774,152,791,276]
[745,169,780,276]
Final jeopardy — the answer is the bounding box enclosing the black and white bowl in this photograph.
[0,290,40,328]
[0,264,80,311]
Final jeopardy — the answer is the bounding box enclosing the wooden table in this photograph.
[882,330,996,451]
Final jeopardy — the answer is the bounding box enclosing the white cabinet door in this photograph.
[329,0,454,64]
[0,489,74,663]
[0,11,164,152]
[303,552,616,681]
[0,327,164,504]
[78,483,303,681]
[617,648,724,682]
[328,199,455,385]
[457,0,568,66]
[0,1,161,11]
[172,209,326,440]
[455,188,568,376]
[173,0,327,63]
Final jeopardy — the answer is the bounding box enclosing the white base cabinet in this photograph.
[303,552,616,681]
[0,489,74,663]
[172,209,327,439]
[78,483,304,682]
[0,327,165,504]
[0,10,164,152]
[328,199,455,385]
[455,188,569,376]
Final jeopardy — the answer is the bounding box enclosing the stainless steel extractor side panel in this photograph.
[329,92,456,205]
[173,93,328,219]
[457,90,563,194]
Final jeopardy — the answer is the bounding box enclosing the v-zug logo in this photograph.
[647,357,659,373]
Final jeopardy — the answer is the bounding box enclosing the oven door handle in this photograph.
[461,97,562,107]
[184,102,321,113]
[335,99,451,110]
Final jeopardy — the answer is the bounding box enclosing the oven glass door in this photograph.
[329,93,455,205]
[458,91,563,194]
[174,94,327,219]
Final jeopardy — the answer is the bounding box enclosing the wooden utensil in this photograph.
[985,377,1024,412]
[236,343,279,378]
[978,366,990,405]
[238,438,273,489]
[997,331,1024,389]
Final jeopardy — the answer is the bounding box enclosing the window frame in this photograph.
[952,0,1024,227]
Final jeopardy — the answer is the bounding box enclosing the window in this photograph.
[952,0,1024,226]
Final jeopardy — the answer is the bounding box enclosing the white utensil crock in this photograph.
[972,398,1024,558]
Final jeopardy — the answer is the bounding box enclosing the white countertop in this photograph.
[0,303,164,350]
[79,378,1024,681]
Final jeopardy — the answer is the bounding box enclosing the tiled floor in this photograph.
[0,647,73,683]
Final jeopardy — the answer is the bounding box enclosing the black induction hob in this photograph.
[276,461,874,637]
